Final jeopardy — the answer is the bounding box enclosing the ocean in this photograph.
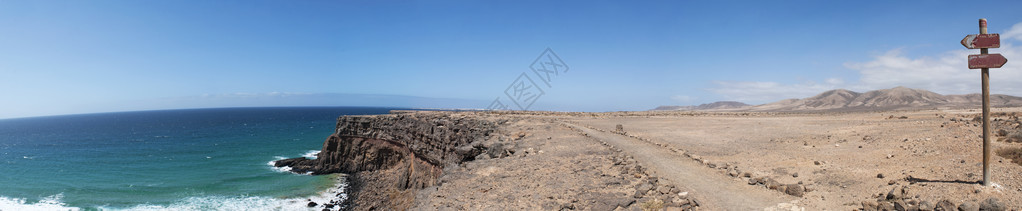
[0,107,396,211]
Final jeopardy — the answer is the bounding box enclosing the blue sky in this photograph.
[3,1,1022,119]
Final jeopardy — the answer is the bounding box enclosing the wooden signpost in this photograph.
[962,19,1008,186]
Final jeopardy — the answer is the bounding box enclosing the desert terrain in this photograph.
[406,107,1022,210]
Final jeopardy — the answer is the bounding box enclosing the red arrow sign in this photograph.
[968,54,1008,69]
[961,34,1000,49]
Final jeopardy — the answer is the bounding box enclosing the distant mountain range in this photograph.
[652,101,750,111]
[652,86,1022,112]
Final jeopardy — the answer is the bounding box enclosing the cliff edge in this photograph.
[274,111,500,210]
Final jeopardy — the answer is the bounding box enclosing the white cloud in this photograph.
[707,80,840,104]
[708,22,1022,104]
[846,42,1022,95]
[1005,22,1022,42]
[842,48,976,94]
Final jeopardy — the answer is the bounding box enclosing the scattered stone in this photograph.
[792,172,798,178]
[918,200,933,211]
[765,178,781,190]
[636,183,653,192]
[657,186,671,194]
[889,180,897,185]
[748,177,760,185]
[887,186,905,200]
[958,201,979,211]
[814,161,821,165]
[727,169,740,177]
[784,184,804,197]
[633,189,644,198]
[878,201,896,211]
[878,173,885,178]
[934,200,955,211]
[307,201,318,207]
[894,200,912,211]
[979,198,1006,211]
[862,200,879,211]
[776,184,788,193]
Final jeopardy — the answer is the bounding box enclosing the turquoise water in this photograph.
[0,107,394,210]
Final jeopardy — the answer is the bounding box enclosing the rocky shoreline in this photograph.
[274,110,703,210]
[274,111,501,210]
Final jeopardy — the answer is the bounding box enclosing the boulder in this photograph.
[893,200,915,211]
[784,184,805,197]
[958,201,979,211]
[918,201,933,211]
[978,198,1006,211]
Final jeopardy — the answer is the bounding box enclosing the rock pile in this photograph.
[858,185,1005,211]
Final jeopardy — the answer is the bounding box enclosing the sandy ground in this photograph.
[412,117,701,210]
[408,108,1022,210]
[570,108,1022,210]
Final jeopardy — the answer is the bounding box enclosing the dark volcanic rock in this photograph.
[277,112,498,175]
[918,201,933,211]
[784,184,804,197]
[959,201,979,211]
[273,111,499,211]
[878,201,895,211]
[979,198,1006,211]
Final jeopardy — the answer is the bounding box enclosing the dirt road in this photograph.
[562,121,797,210]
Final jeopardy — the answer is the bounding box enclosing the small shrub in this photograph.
[996,147,1022,166]
[1003,132,1022,143]
[639,198,664,211]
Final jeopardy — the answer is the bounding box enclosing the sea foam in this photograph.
[268,156,294,174]
[302,150,320,159]
[110,176,347,211]
[0,194,81,211]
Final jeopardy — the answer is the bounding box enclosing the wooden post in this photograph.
[980,18,992,186]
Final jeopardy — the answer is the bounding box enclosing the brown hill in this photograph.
[750,86,1022,111]
[651,101,750,111]
[652,86,1022,112]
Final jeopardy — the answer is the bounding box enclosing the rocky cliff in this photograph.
[274,111,500,210]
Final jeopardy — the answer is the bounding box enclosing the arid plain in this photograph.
[410,108,1022,210]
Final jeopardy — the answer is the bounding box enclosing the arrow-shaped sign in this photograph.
[968,53,1008,69]
[962,34,1000,49]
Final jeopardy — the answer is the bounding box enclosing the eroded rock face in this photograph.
[273,111,499,210]
[277,112,497,173]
